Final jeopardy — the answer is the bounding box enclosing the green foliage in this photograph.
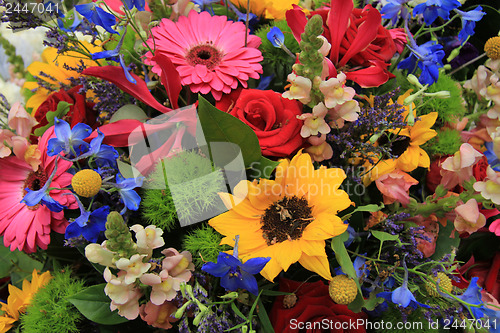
[20,269,86,333]
[143,149,226,227]
[0,238,43,288]
[371,305,442,332]
[182,224,230,267]
[419,74,467,124]
[424,128,463,157]
[0,34,24,74]
[67,284,129,325]
[255,20,300,71]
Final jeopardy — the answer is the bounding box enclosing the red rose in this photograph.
[33,85,97,135]
[425,156,449,193]
[270,278,368,333]
[472,155,489,182]
[217,89,305,157]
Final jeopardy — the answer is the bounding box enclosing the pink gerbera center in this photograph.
[23,169,48,194]
[185,44,223,70]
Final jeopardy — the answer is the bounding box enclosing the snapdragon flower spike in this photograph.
[115,174,143,214]
[413,0,461,25]
[21,157,65,212]
[65,195,110,242]
[75,3,118,35]
[201,235,270,295]
[123,0,145,11]
[455,6,486,43]
[47,117,92,157]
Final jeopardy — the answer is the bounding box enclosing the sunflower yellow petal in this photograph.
[298,253,333,280]
[302,213,347,240]
[209,210,261,237]
[299,239,327,257]
[271,241,302,272]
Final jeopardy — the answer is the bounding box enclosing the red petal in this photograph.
[285,5,308,43]
[152,53,182,110]
[328,0,353,65]
[82,66,172,114]
[338,5,381,67]
[345,62,392,88]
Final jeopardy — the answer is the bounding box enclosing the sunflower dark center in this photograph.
[24,169,48,192]
[186,44,222,70]
[261,196,314,246]
[377,133,411,158]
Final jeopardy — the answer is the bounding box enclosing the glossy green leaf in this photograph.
[67,284,128,325]
[197,95,261,168]
[431,221,459,261]
[33,101,72,136]
[370,230,399,242]
[248,156,280,180]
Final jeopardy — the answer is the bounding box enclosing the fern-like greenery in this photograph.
[20,269,86,333]
[424,128,464,157]
[183,224,231,267]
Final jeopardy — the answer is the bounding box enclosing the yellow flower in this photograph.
[22,43,101,113]
[230,0,298,20]
[0,269,52,333]
[362,92,438,184]
[209,151,352,282]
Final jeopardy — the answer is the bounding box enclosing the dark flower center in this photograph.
[185,44,223,70]
[261,196,314,246]
[24,169,48,192]
[377,133,411,158]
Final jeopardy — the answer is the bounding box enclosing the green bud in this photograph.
[407,74,424,89]
[104,212,137,257]
[174,300,192,319]
[241,325,249,333]
[424,91,451,99]
[219,292,239,299]
[446,48,461,63]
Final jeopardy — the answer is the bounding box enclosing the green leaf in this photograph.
[363,287,385,311]
[33,101,72,136]
[67,284,129,325]
[197,95,261,168]
[370,230,399,242]
[0,238,43,287]
[257,299,275,333]
[248,156,280,180]
[340,204,384,221]
[431,221,460,261]
[331,233,357,280]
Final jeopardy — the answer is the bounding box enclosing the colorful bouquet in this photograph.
[0,0,499,332]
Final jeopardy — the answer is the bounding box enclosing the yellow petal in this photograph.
[299,239,327,257]
[302,213,347,240]
[298,253,333,280]
[209,210,261,237]
[271,241,302,272]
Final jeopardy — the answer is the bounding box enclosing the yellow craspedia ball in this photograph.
[71,169,102,198]
[485,36,500,60]
[328,275,358,305]
[426,272,453,297]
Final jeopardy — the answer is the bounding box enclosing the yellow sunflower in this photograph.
[22,42,101,113]
[363,93,438,184]
[230,0,299,20]
[209,150,352,282]
[0,269,52,333]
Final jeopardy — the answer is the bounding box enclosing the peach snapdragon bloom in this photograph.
[297,103,330,138]
[474,166,500,204]
[319,72,356,108]
[375,169,418,206]
[115,254,152,284]
[328,100,360,128]
[283,73,312,104]
[454,199,486,234]
[104,267,143,320]
[440,143,484,189]
[139,301,179,330]
[130,224,165,257]
[305,141,333,162]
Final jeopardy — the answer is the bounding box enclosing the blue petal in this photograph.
[74,210,91,227]
[267,27,285,48]
[47,138,65,156]
[241,257,270,275]
[220,253,243,268]
[202,259,231,277]
[239,270,259,295]
[119,54,137,84]
[94,145,119,168]
[220,271,241,292]
[40,194,65,212]
[92,49,119,60]
[391,285,415,308]
[119,188,141,210]
[21,188,46,207]
[71,123,93,141]
[65,221,84,239]
[54,117,72,144]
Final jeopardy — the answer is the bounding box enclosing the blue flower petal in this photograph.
[241,257,270,275]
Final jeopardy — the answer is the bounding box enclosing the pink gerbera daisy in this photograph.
[144,10,263,100]
[0,127,77,253]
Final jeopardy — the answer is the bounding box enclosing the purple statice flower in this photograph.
[413,0,461,25]
[454,6,486,43]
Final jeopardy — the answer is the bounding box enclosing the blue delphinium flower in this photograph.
[76,129,119,168]
[256,74,274,90]
[267,27,285,48]
[47,117,92,157]
[202,235,270,295]
[398,30,445,85]
[455,277,485,319]
[58,11,81,33]
[455,6,486,43]
[75,3,118,34]
[21,158,65,212]
[191,0,219,14]
[115,174,144,213]
[378,259,430,309]
[484,141,500,171]
[123,0,145,11]
[413,0,461,25]
[65,196,110,242]
[381,0,409,26]
[119,54,137,84]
